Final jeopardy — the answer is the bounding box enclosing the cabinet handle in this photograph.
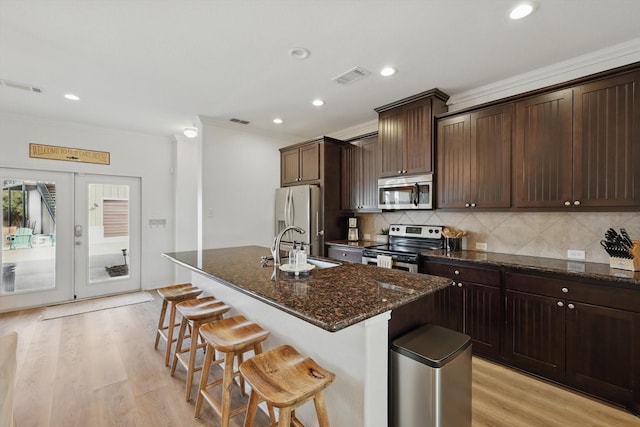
[568,303,575,310]
[342,253,347,257]
[465,203,470,208]
[454,270,460,275]
[470,203,476,207]
[573,200,581,206]
[397,170,402,174]
[561,287,568,293]
[457,283,463,288]
[451,282,456,287]
[564,201,571,206]
[557,301,564,307]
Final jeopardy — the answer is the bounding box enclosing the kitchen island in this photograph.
[162,245,452,427]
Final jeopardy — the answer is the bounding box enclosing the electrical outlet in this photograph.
[567,249,586,260]
[364,233,371,240]
[476,242,488,251]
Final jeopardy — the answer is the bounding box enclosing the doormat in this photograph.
[40,291,153,320]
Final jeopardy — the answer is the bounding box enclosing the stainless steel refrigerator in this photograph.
[274,185,321,256]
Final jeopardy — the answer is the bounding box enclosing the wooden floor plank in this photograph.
[2,295,640,426]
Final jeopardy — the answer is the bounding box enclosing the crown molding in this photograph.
[447,37,640,112]
[327,119,378,141]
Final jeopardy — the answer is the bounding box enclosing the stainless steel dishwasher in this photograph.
[390,324,472,427]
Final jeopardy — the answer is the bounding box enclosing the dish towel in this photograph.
[377,255,393,269]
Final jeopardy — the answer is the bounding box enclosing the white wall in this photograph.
[0,113,176,289]
[196,118,299,250]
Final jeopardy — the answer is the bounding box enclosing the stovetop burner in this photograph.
[362,224,444,262]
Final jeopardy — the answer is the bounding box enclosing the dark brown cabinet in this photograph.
[341,134,379,211]
[514,71,640,208]
[421,259,502,358]
[437,104,512,209]
[279,137,346,251]
[280,142,320,185]
[572,71,640,207]
[505,272,640,411]
[375,89,449,178]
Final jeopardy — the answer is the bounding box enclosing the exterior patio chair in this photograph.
[8,228,33,250]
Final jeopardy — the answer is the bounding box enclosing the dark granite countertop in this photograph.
[325,239,379,248]
[422,250,640,288]
[163,246,452,332]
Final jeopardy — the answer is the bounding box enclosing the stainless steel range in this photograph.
[362,224,444,273]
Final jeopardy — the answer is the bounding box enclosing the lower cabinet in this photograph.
[421,259,502,359]
[505,272,640,412]
[326,245,363,264]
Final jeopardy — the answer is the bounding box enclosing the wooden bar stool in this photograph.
[171,296,231,401]
[240,344,335,427]
[154,283,203,366]
[194,315,272,427]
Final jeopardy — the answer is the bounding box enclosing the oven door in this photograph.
[362,256,418,273]
[378,175,432,210]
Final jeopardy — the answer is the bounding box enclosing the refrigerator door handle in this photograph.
[316,211,324,236]
[284,188,291,227]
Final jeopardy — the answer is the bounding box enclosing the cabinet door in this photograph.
[404,98,433,175]
[437,114,471,208]
[431,284,464,332]
[341,144,360,210]
[298,143,320,183]
[281,148,300,185]
[471,105,512,208]
[506,290,566,381]
[378,108,405,177]
[573,72,640,207]
[565,301,638,405]
[360,136,379,210]
[464,282,502,357]
[514,89,573,208]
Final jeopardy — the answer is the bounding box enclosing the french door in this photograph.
[0,169,140,311]
[74,174,140,299]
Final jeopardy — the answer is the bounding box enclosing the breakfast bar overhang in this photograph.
[163,246,451,426]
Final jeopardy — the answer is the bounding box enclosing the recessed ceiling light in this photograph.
[64,93,80,101]
[509,3,534,20]
[288,47,310,60]
[183,127,198,138]
[380,67,397,77]
[273,118,283,124]
[312,99,324,107]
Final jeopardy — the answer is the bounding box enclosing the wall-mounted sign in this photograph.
[29,143,110,165]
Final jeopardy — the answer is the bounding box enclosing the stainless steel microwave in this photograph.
[378,174,433,210]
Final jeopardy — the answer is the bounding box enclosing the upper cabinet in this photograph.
[281,141,320,185]
[514,70,640,209]
[437,104,513,209]
[341,134,379,212]
[375,89,449,178]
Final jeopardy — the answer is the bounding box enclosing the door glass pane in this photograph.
[87,183,130,283]
[1,179,56,294]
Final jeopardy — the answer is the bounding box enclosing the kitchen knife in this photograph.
[620,228,634,248]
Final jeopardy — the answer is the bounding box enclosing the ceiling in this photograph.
[1,0,640,141]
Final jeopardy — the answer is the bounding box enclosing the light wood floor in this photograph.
[1,294,639,427]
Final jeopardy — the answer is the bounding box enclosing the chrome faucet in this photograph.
[271,225,305,279]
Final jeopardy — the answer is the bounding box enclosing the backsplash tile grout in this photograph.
[357,211,640,264]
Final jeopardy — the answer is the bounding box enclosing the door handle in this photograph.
[74,225,83,237]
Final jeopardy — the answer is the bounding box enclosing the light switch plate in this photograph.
[476,242,488,251]
[567,249,586,260]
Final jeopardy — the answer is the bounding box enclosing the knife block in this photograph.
[609,240,640,271]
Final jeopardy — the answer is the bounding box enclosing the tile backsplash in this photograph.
[358,210,640,264]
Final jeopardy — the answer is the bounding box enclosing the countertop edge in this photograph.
[162,252,450,332]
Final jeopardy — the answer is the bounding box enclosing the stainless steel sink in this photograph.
[281,257,340,269]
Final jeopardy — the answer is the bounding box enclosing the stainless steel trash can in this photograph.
[390,324,472,427]
[2,263,16,292]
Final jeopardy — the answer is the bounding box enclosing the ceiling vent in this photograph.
[0,78,43,93]
[230,118,250,125]
[332,66,371,85]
